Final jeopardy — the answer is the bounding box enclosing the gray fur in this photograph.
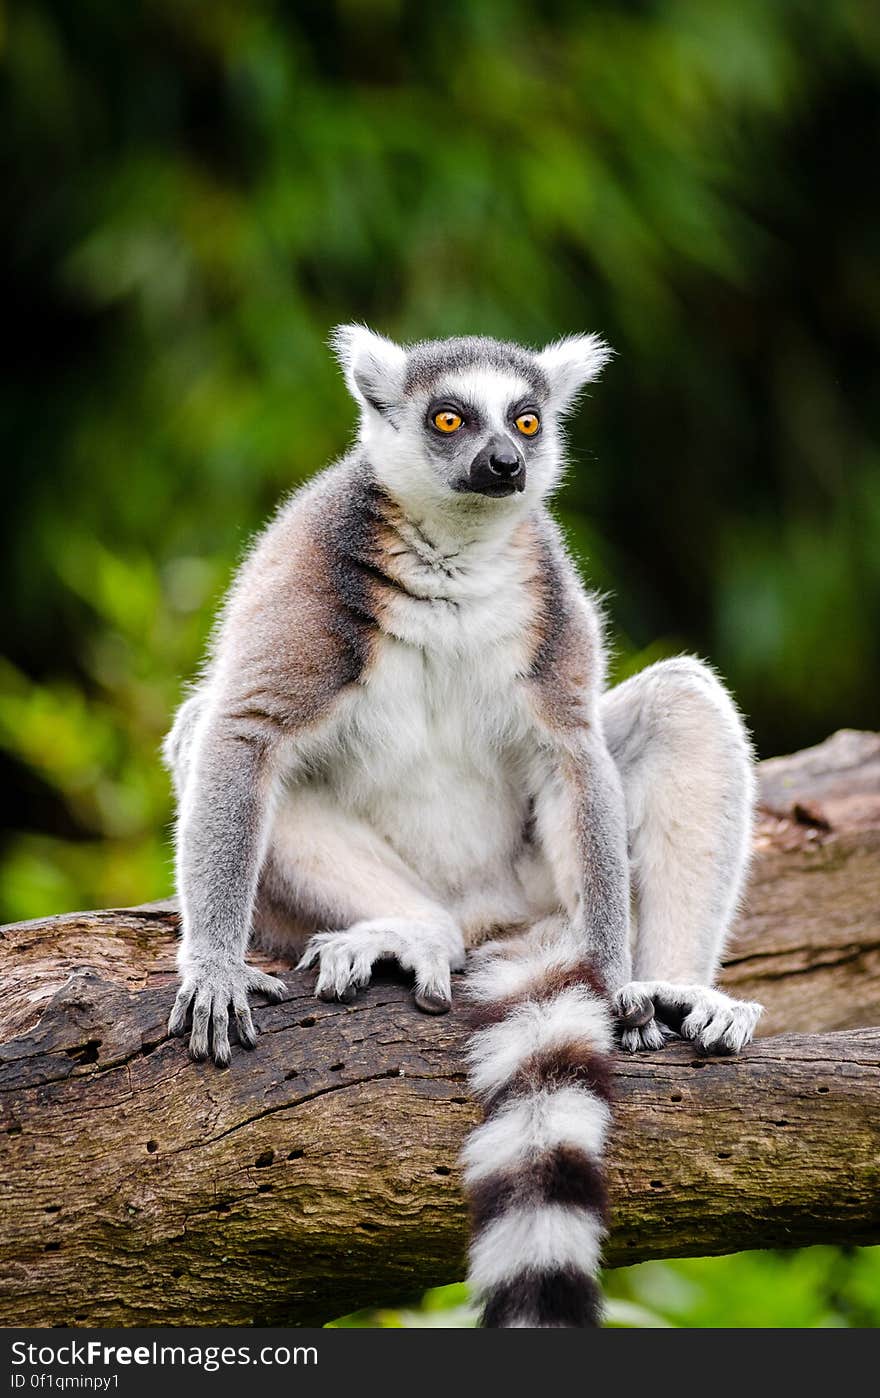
[403,336,550,398]
[164,326,759,1070]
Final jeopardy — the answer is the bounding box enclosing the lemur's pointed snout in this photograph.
[465,434,526,497]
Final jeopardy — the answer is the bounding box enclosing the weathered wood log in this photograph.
[0,730,878,1327]
[723,728,880,1034]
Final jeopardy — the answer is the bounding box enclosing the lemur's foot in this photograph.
[619,1017,679,1053]
[298,917,465,1014]
[613,982,678,1052]
[615,980,763,1055]
[676,985,763,1054]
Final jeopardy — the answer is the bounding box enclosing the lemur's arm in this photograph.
[169,716,284,1065]
[166,467,377,1064]
[530,731,632,992]
[524,532,632,994]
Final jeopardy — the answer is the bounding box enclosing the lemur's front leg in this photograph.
[167,717,286,1066]
[532,729,638,1004]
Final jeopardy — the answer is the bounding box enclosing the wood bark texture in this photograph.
[1,728,878,1326]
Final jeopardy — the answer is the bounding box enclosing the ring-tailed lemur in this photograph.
[163,326,761,1328]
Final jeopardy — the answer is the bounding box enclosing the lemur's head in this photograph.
[331,327,611,517]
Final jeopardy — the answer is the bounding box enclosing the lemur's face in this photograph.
[332,328,612,516]
[409,365,544,500]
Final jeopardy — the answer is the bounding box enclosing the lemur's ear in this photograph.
[330,324,407,419]
[536,334,613,414]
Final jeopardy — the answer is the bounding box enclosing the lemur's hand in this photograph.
[298,916,465,1014]
[613,980,763,1055]
[168,958,286,1067]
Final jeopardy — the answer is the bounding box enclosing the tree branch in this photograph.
[0,730,878,1326]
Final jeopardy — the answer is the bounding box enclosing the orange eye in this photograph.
[432,410,463,433]
[515,412,540,436]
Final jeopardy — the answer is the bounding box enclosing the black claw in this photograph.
[414,989,451,1015]
[317,985,356,1004]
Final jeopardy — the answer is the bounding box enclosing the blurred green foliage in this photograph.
[329,1246,880,1328]
[2,0,880,919]
[2,0,878,1332]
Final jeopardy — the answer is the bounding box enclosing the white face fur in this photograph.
[331,326,612,524]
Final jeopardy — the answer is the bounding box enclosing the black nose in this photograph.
[488,449,523,480]
[459,433,527,498]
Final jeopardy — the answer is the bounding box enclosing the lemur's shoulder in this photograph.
[521,508,608,729]
[205,452,389,733]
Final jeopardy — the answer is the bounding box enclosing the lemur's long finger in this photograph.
[646,1019,676,1049]
[210,996,231,1068]
[314,945,343,999]
[302,933,363,1002]
[246,968,286,1001]
[696,1006,761,1056]
[620,1027,643,1053]
[167,981,193,1036]
[189,991,212,1061]
[696,1009,738,1055]
[295,940,322,972]
[232,990,258,1050]
[719,1006,761,1054]
[680,1005,712,1042]
[413,956,452,1014]
[315,946,358,1002]
[351,948,377,987]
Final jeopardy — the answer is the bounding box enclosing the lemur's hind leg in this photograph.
[161,689,207,800]
[601,658,762,1054]
[263,788,465,1013]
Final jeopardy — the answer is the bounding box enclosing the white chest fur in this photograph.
[341,630,528,887]
[329,535,542,900]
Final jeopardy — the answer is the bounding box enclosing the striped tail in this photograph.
[462,934,614,1328]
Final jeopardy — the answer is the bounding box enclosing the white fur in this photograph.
[300,918,465,1001]
[536,334,613,414]
[331,323,407,413]
[601,657,755,986]
[258,398,757,1044]
[461,1087,611,1185]
[466,939,585,1004]
[269,519,556,951]
[165,328,760,1329]
[620,981,763,1054]
[468,1203,605,1294]
[468,987,614,1098]
[356,359,568,521]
